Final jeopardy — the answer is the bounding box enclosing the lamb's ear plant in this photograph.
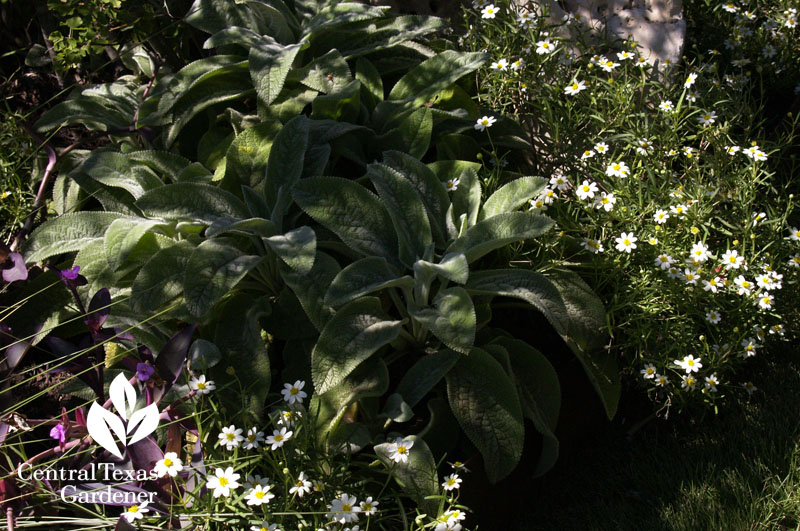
[290,151,617,483]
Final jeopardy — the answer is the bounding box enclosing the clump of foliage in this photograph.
[458,0,799,411]
[4,0,620,528]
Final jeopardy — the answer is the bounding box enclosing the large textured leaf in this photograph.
[288,49,352,94]
[163,61,253,147]
[388,50,489,105]
[409,287,475,354]
[250,38,304,106]
[366,163,432,266]
[23,212,126,263]
[104,219,162,271]
[34,98,130,132]
[127,151,193,182]
[308,356,389,448]
[379,107,432,160]
[312,297,403,394]
[265,115,309,213]
[203,26,263,49]
[264,226,316,274]
[130,240,195,312]
[490,337,560,476]
[214,293,272,420]
[395,350,460,407]
[374,436,438,512]
[465,269,571,334]
[280,250,340,330]
[481,176,548,220]
[186,0,295,42]
[136,183,249,223]
[547,271,618,419]
[382,151,449,248]
[224,121,282,190]
[292,177,399,265]
[324,256,414,309]
[310,79,361,122]
[146,56,244,125]
[446,347,524,483]
[446,212,554,263]
[183,240,262,317]
[303,3,388,35]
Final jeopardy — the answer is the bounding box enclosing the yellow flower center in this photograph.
[255,490,265,499]
[128,505,139,513]
[226,433,235,441]
[290,387,299,395]
[397,446,407,454]
[196,382,206,389]
[687,360,695,366]
[342,504,352,512]
[275,434,284,442]
[363,503,373,511]
[219,477,229,486]
[163,458,173,467]
[248,434,256,441]
[623,239,630,245]
[572,83,578,90]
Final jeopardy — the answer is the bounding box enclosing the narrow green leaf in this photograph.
[183,240,262,317]
[382,150,450,248]
[481,176,548,220]
[265,115,309,212]
[446,347,524,483]
[355,57,383,105]
[446,212,555,263]
[136,183,249,223]
[388,50,489,104]
[312,297,403,394]
[250,38,304,106]
[264,226,316,274]
[413,252,469,285]
[449,167,481,233]
[324,256,414,309]
[395,350,460,407]
[205,217,277,238]
[292,177,399,265]
[409,287,475,354]
[366,163,432,266]
[23,212,127,263]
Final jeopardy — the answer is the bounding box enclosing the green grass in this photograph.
[515,346,800,530]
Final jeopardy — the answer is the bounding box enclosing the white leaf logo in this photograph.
[86,373,160,458]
